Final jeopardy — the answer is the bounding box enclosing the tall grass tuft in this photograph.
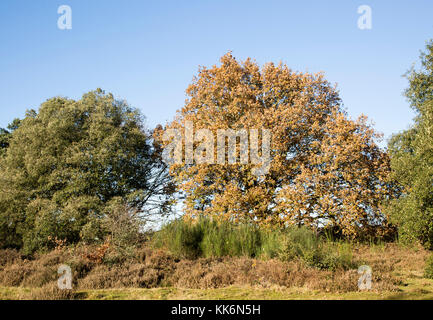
[153,217,357,270]
[153,218,206,259]
[201,220,261,258]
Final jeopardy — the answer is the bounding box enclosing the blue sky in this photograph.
[1,0,432,146]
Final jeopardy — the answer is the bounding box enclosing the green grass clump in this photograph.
[153,217,261,259]
[201,221,261,258]
[276,228,354,270]
[152,218,206,259]
[424,254,433,279]
[153,217,356,270]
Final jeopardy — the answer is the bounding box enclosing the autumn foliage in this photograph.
[158,53,394,238]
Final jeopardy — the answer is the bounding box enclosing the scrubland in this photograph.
[1,219,432,300]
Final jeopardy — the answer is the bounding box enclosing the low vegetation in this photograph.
[154,218,355,270]
[0,217,432,300]
[424,254,433,279]
[0,236,430,300]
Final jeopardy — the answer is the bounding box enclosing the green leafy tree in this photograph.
[0,118,21,156]
[0,128,9,156]
[388,40,433,247]
[0,89,174,252]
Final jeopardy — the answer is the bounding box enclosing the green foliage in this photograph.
[200,220,261,258]
[0,89,173,253]
[0,118,20,157]
[388,40,433,248]
[154,218,264,259]
[0,128,10,156]
[277,227,318,262]
[154,217,355,270]
[102,199,145,250]
[424,254,433,279]
[277,228,354,270]
[258,229,282,259]
[153,218,206,259]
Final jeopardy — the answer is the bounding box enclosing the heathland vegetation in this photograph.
[1,41,433,299]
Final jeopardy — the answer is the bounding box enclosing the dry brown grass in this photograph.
[0,249,22,267]
[170,257,361,292]
[354,243,427,275]
[0,242,429,299]
[19,282,77,300]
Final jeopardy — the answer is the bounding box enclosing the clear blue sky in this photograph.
[1,0,432,146]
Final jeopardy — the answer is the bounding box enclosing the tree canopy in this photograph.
[157,53,394,239]
[0,118,20,156]
[0,89,173,252]
[388,40,433,247]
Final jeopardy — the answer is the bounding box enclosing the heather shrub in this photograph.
[0,249,22,267]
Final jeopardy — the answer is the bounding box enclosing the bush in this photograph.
[424,254,433,279]
[278,228,355,270]
[278,227,318,262]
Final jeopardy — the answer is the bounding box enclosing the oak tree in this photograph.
[158,53,394,238]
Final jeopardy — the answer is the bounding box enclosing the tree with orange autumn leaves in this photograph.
[155,53,396,239]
